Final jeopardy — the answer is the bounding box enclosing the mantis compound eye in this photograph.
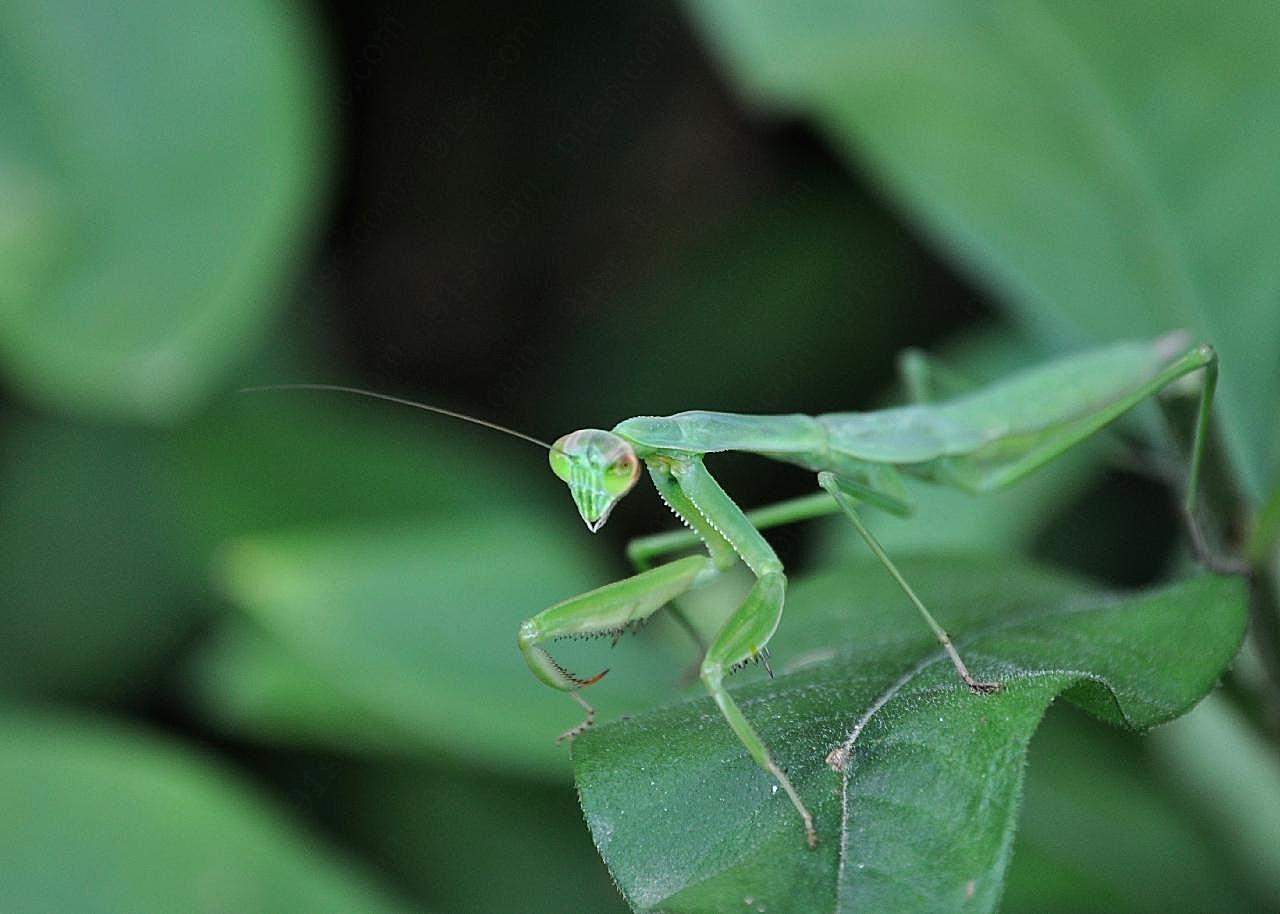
[602,450,640,496]
[549,429,641,531]
[548,445,573,483]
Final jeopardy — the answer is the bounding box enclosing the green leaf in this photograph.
[172,389,542,551]
[0,0,330,421]
[186,621,422,753]
[329,760,633,914]
[211,516,692,778]
[180,383,696,766]
[538,179,932,420]
[1248,474,1280,564]
[0,413,195,699]
[1004,704,1271,914]
[572,557,1246,914]
[684,0,1280,503]
[1149,691,1280,907]
[0,709,410,913]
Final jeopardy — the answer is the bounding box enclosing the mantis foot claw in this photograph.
[556,691,596,744]
[803,819,818,849]
[964,677,1003,695]
[555,720,592,744]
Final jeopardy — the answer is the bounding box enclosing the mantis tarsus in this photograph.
[252,332,1224,849]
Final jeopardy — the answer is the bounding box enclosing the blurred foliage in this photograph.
[0,2,1276,913]
[0,413,191,700]
[0,709,410,913]
[0,0,329,421]
[686,0,1280,503]
[1003,701,1277,914]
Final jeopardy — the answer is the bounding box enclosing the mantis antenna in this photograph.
[240,383,555,451]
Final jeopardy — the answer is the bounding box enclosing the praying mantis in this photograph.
[252,331,1223,849]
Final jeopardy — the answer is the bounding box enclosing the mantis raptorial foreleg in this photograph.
[653,457,817,848]
[625,486,911,573]
[619,460,747,655]
[523,454,820,847]
[625,493,841,571]
[626,491,847,685]
[518,554,712,742]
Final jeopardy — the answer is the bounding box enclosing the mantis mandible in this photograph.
[251,332,1222,849]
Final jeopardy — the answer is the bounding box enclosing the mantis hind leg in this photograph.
[1176,348,1248,574]
[945,342,1243,575]
[897,346,979,403]
[818,471,1002,693]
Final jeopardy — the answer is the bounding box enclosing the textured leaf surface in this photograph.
[573,557,1246,913]
[685,0,1280,502]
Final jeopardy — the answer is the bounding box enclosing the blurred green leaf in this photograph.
[210,516,692,779]
[1248,475,1280,564]
[172,391,545,552]
[572,558,1245,913]
[0,709,410,914]
[0,0,330,421]
[1150,690,1280,906]
[187,621,421,753]
[180,389,700,767]
[330,759,632,914]
[685,0,1280,503]
[1003,704,1270,914]
[538,179,935,422]
[0,413,194,699]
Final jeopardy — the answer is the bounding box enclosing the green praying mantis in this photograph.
[252,331,1224,849]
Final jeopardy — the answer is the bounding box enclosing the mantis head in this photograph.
[549,429,641,532]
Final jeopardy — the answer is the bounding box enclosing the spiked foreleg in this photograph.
[699,571,816,847]
[518,554,712,741]
[657,457,818,847]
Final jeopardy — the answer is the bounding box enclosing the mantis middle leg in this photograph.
[818,471,1002,693]
[625,491,842,663]
[897,346,979,404]
[625,480,914,677]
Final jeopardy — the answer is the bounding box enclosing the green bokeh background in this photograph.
[2,2,1278,912]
